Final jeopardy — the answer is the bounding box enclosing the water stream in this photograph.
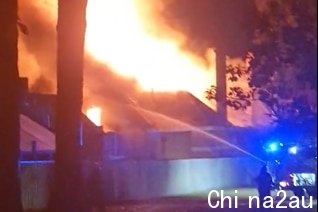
[132,105,265,163]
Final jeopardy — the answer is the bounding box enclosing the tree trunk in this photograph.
[50,0,87,211]
[0,0,23,211]
[215,48,227,124]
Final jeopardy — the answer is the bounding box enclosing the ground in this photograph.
[25,188,317,211]
[103,188,316,212]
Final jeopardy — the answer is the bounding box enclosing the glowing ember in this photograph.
[85,0,214,101]
[86,107,102,126]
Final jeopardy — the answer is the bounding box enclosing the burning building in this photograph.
[18,75,265,208]
[16,0,272,209]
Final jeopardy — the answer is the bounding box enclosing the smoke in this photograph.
[18,0,271,128]
[18,0,140,98]
[150,0,258,57]
[18,0,258,91]
[18,0,213,98]
[18,0,57,93]
[83,56,140,108]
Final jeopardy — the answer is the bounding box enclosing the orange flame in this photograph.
[85,0,215,102]
[86,107,102,126]
[18,0,271,128]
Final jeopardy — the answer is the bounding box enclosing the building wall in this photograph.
[20,157,262,209]
[102,131,192,160]
[103,129,262,160]
[100,157,263,201]
[19,161,54,210]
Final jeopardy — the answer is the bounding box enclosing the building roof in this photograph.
[20,93,103,157]
[93,91,231,132]
[19,91,261,160]
[133,91,230,130]
[20,114,55,152]
[21,93,102,132]
[21,90,230,134]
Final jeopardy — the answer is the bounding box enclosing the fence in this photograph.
[19,157,262,209]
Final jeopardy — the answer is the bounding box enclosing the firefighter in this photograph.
[256,165,274,209]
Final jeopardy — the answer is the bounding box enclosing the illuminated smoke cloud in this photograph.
[18,0,270,127]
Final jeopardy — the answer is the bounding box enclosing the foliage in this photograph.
[206,52,254,110]
[207,0,317,129]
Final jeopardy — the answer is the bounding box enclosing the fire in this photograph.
[85,0,214,101]
[86,107,102,126]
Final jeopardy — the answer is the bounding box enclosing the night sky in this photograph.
[158,0,257,57]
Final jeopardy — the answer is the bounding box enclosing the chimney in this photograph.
[18,77,28,108]
[215,48,227,124]
[19,77,28,94]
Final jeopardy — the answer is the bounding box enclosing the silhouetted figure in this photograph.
[289,174,305,198]
[256,165,273,209]
[87,163,105,212]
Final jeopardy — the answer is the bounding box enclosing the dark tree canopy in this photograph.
[207,0,317,134]
[249,0,316,129]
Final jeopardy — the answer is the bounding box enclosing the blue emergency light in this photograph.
[264,141,283,153]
